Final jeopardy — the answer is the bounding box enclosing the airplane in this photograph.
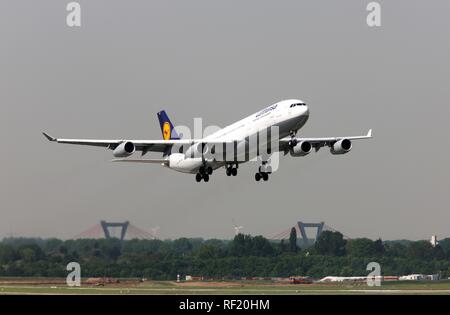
[43,99,372,182]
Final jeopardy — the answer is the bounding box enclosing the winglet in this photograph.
[42,132,56,142]
[367,129,372,137]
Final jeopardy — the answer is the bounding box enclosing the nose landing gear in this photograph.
[288,138,298,147]
[288,130,298,147]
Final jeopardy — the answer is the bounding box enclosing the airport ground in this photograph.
[0,278,450,295]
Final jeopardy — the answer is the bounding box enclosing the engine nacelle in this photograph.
[113,141,135,157]
[330,139,352,155]
[289,141,312,157]
[169,153,203,173]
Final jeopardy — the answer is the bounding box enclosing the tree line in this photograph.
[0,231,449,280]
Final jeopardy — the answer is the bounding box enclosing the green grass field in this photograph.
[1,280,450,295]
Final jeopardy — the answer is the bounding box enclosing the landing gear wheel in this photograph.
[203,174,210,182]
[288,139,298,147]
[231,168,237,176]
[255,173,261,181]
[207,166,213,175]
[262,173,269,181]
[199,166,205,174]
[226,168,231,176]
[195,173,202,182]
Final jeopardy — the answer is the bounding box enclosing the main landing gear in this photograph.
[196,165,213,182]
[288,129,298,147]
[225,164,238,177]
[255,163,271,182]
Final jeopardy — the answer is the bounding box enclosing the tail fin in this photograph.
[157,110,180,140]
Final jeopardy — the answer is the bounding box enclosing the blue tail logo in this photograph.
[157,110,180,140]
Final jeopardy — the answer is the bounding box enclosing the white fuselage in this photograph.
[168,99,309,173]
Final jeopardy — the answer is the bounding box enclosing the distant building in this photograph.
[399,274,424,281]
[430,235,438,247]
[318,276,367,283]
[399,274,439,281]
[318,276,397,283]
[185,275,203,281]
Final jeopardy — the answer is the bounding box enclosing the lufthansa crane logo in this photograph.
[163,122,171,140]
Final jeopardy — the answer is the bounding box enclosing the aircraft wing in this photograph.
[42,132,194,153]
[279,129,372,151]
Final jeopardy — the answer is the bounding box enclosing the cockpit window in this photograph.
[290,102,306,108]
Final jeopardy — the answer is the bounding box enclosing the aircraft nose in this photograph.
[303,105,309,116]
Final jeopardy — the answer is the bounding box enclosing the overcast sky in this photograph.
[1,0,449,241]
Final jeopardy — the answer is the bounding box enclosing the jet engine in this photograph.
[113,141,135,157]
[289,141,312,157]
[169,153,203,173]
[330,139,352,155]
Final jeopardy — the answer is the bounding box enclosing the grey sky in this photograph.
[1,0,449,240]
